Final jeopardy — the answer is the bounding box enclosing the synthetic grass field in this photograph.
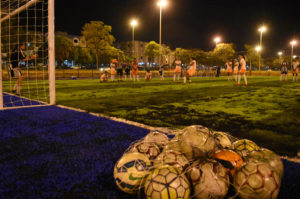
[55,76,300,156]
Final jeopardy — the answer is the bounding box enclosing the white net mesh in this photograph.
[1,0,49,108]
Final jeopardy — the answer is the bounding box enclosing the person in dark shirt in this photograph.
[10,43,37,95]
[280,58,289,82]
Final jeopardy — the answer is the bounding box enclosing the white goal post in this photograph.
[0,0,55,110]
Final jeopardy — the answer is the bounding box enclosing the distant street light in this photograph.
[214,37,221,46]
[278,51,283,56]
[157,0,167,62]
[293,55,297,59]
[255,46,262,52]
[130,19,138,57]
[290,40,297,68]
[258,26,267,71]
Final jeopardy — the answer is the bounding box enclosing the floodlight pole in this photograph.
[0,3,3,110]
[48,0,56,105]
[259,31,263,71]
[159,5,162,64]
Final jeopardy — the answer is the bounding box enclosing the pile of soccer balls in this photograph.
[114,125,283,199]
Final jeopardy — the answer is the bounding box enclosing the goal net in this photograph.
[0,0,55,110]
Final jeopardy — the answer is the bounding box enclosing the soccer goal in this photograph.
[0,0,55,110]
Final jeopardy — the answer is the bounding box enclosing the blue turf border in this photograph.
[0,105,299,199]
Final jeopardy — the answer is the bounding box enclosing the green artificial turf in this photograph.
[4,76,300,156]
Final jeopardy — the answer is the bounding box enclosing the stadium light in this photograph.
[258,26,267,71]
[157,0,168,62]
[290,40,297,67]
[214,37,221,45]
[255,46,261,52]
[130,19,138,57]
[157,0,167,7]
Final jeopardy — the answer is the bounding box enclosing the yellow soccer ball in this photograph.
[114,152,151,194]
[144,166,191,199]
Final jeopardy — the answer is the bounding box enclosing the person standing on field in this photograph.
[184,57,196,84]
[124,62,131,80]
[238,55,248,86]
[292,59,299,82]
[131,58,139,81]
[226,59,233,81]
[233,59,239,82]
[159,61,165,81]
[9,43,38,95]
[110,59,117,82]
[174,57,182,81]
[280,58,289,82]
[116,57,123,81]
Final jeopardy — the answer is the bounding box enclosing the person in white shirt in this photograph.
[238,55,248,86]
[292,59,299,82]
[174,57,182,81]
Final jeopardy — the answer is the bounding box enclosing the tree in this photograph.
[211,43,236,65]
[144,41,161,64]
[55,34,73,68]
[82,21,115,68]
[70,47,93,68]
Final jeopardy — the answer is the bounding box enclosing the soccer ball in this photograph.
[247,148,284,179]
[154,150,190,171]
[114,152,151,194]
[232,139,260,157]
[213,149,244,177]
[233,161,280,199]
[130,141,161,160]
[144,131,170,148]
[179,125,216,160]
[187,159,230,199]
[213,131,232,149]
[144,166,191,199]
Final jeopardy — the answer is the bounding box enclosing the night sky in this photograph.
[56,0,300,56]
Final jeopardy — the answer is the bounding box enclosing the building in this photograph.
[116,40,175,66]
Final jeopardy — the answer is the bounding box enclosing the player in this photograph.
[145,69,152,81]
[110,59,117,82]
[238,55,248,86]
[124,62,131,80]
[233,59,239,83]
[116,57,123,81]
[131,58,139,81]
[184,57,196,84]
[280,58,289,82]
[159,61,164,81]
[292,59,299,82]
[174,57,182,81]
[10,43,37,95]
[100,71,108,83]
[226,59,233,81]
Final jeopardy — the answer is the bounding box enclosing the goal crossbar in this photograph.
[0,0,41,24]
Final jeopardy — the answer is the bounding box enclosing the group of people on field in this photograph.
[280,58,299,82]
[225,55,248,85]
[100,57,140,83]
